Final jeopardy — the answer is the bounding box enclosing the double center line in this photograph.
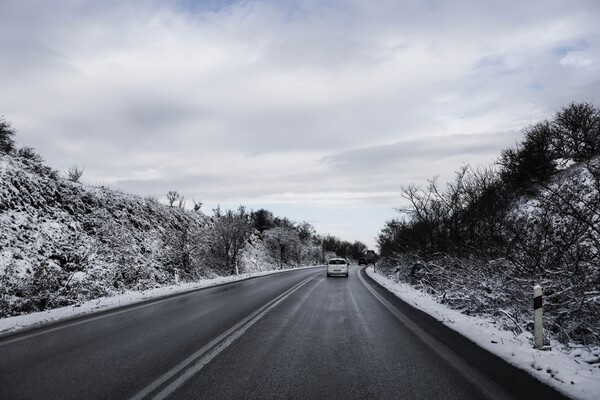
[130,273,318,400]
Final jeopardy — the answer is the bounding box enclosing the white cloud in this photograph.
[1,0,600,245]
[560,50,596,67]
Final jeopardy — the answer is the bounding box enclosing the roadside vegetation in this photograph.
[0,116,366,318]
[376,102,600,346]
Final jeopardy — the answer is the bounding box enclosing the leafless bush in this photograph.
[552,102,600,162]
[166,190,180,207]
[0,116,16,154]
[16,146,58,177]
[207,206,253,275]
[67,166,85,182]
[162,218,206,279]
[177,195,186,209]
[17,147,44,163]
[264,226,302,265]
[145,195,159,204]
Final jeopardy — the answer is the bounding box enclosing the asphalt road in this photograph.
[0,266,570,400]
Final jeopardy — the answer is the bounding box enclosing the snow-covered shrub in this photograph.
[377,157,600,345]
[16,147,58,179]
[0,117,16,155]
[263,226,302,266]
[66,165,84,183]
[238,234,279,273]
[205,207,253,275]
[502,160,600,344]
[161,216,208,280]
[300,240,323,265]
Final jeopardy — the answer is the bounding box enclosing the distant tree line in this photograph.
[162,204,370,278]
[250,209,369,263]
[377,103,600,345]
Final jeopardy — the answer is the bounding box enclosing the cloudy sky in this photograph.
[2,0,599,248]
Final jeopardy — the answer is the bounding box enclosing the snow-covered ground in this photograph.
[366,267,600,400]
[0,265,321,337]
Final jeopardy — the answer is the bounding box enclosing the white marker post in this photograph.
[533,285,543,349]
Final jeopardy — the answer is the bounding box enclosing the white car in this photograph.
[326,258,349,277]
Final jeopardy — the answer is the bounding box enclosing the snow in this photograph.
[366,267,600,400]
[0,265,322,337]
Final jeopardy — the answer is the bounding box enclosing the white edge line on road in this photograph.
[357,267,515,400]
[0,294,181,346]
[0,266,323,347]
[129,273,318,400]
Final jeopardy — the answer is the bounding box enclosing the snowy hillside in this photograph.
[376,103,600,348]
[505,157,600,344]
[0,154,281,318]
[376,158,600,347]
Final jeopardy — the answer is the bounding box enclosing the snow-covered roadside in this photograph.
[366,267,600,400]
[0,265,322,337]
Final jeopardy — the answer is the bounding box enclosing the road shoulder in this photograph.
[361,266,593,400]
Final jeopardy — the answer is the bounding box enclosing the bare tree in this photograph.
[552,102,600,162]
[209,206,253,275]
[166,190,180,207]
[264,226,302,265]
[162,219,204,277]
[67,166,85,182]
[192,200,203,212]
[250,209,275,233]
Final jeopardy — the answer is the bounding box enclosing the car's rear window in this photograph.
[329,260,346,265]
